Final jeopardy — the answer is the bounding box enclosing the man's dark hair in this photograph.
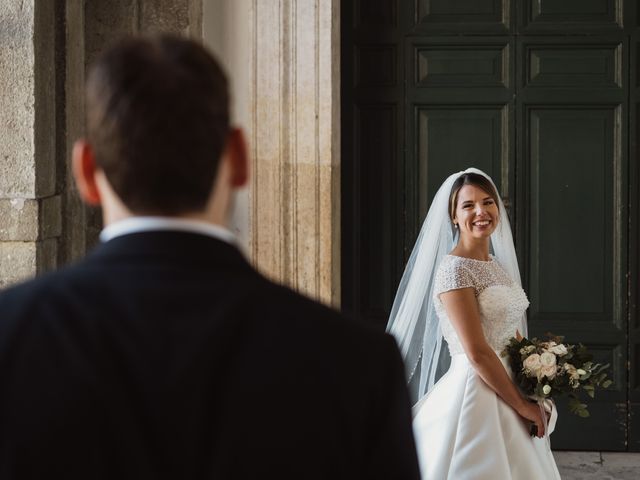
[86,35,230,214]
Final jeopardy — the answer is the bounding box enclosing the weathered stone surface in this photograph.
[0,0,56,198]
[84,0,138,67]
[0,196,61,241]
[33,0,57,197]
[0,0,58,288]
[0,0,36,198]
[140,0,190,34]
[0,239,56,289]
[0,242,36,289]
[40,195,63,239]
[0,199,39,241]
[554,451,640,480]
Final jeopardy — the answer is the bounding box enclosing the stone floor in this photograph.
[553,451,640,480]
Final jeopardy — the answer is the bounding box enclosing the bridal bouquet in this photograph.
[501,334,612,418]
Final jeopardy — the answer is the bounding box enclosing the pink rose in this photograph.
[523,354,541,374]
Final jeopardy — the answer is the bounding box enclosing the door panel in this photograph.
[528,108,614,320]
[522,106,627,449]
[414,0,511,34]
[526,45,621,88]
[521,0,622,33]
[416,45,508,87]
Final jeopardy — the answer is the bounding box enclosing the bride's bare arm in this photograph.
[440,288,545,437]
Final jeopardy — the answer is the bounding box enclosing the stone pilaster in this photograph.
[0,0,60,288]
[250,0,340,306]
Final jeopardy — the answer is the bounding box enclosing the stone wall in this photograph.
[0,0,203,288]
[1,0,340,308]
[0,0,59,288]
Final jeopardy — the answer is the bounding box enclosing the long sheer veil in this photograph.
[386,167,527,404]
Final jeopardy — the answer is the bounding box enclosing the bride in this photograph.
[387,168,561,479]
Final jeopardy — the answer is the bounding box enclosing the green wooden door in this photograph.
[342,0,639,451]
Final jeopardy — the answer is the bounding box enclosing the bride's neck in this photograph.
[452,235,491,261]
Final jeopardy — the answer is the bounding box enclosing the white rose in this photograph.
[549,344,568,356]
[540,365,557,380]
[542,384,552,395]
[523,354,541,373]
[540,352,557,368]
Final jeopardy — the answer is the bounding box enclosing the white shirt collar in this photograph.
[100,217,236,245]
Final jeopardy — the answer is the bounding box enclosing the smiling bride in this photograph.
[387,169,561,479]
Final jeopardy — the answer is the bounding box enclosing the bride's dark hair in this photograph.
[448,172,500,222]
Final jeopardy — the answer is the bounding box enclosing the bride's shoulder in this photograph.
[435,255,476,290]
[437,254,473,271]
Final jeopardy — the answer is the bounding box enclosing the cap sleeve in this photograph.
[434,257,477,297]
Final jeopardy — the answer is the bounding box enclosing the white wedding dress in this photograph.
[412,255,561,479]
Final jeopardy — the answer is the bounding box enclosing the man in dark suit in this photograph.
[0,35,419,479]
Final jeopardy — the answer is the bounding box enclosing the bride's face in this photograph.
[453,184,499,239]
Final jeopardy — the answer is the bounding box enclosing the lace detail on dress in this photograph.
[433,255,530,355]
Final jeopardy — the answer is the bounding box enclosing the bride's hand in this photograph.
[517,401,545,438]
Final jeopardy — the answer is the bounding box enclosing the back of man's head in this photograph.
[86,35,230,215]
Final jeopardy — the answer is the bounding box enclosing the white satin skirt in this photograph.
[412,354,561,480]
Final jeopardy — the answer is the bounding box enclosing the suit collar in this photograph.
[86,231,251,270]
[100,217,236,245]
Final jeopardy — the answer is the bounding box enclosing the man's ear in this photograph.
[226,128,249,188]
[72,140,101,206]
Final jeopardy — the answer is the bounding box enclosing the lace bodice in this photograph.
[433,255,529,355]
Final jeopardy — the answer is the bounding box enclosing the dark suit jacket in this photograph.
[0,231,419,479]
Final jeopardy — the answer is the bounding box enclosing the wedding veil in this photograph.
[386,167,527,404]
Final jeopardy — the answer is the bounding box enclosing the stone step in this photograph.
[554,451,640,480]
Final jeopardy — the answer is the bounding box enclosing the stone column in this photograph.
[0,0,61,288]
[249,0,341,307]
